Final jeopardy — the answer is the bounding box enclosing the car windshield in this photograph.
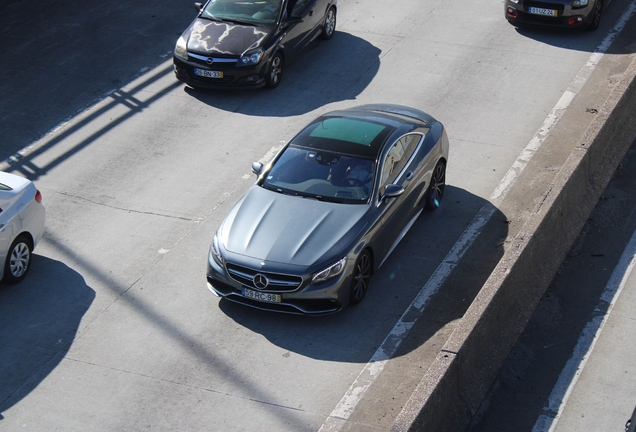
[263,145,376,204]
[200,0,282,25]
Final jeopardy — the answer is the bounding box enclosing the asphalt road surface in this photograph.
[1,0,635,430]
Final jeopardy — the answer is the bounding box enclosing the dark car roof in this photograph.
[291,105,432,159]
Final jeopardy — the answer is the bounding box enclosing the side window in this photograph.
[379,134,421,192]
[290,0,311,16]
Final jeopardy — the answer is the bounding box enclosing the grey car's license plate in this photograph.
[529,7,557,16]
[242,288,281,303]
[194,68,223,78]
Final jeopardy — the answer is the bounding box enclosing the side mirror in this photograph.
[194,2,203,12]
[252,161,264,175]
[380,184,404,202]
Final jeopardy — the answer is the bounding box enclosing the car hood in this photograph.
[220,186,371,267]
[185,18,272,56]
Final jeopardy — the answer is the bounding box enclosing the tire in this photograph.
[425,161,446,210]
[265,53,283,89]
[587,0,602,31]
[4,235,32,283]
[321,6,336,40]
[349,250,371,305]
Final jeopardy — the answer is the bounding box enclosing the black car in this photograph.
[504,0,610,31]
[173,0,337,89]
[206,105,449,315]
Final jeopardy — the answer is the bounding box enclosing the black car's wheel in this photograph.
[265,53,283,89]
[321,6,336,40]
[349,250,371,305]
[425,161,446,210]
[4,235,32,283]
[587,0,602,31]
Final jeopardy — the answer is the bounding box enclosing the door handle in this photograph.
[309,9,314,16]
[405,172,414,181]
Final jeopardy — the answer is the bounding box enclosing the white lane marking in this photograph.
[320,3,636,430]
[532,226,636,432]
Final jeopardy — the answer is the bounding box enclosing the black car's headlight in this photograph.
[211,233,224,265]
[311,257,347,284]
[238,48,263,67]
[572,0,589,7]
[175,36,188,61]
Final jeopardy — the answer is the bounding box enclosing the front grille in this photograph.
[226,263,303,292]
[188,52,238,67]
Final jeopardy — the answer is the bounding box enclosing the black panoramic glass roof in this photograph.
[292,116,395,159]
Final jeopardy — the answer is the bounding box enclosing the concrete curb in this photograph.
[391,54,636,432]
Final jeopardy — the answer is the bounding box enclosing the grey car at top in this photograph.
[206,105,449,315]
[0,172,45,284]
[505,0,610,30]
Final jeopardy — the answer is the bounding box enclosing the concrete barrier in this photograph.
[391,55,636,432]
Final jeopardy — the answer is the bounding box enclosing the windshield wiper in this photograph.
[261,184,291,195]
[295,192,342,203]
[219,18,257,26]
[200,14,223,21]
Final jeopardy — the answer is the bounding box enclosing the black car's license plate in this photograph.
[242,288,281,303]
[529,7,557,16]
[194,68,223,78]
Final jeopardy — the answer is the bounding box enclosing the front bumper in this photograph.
[504,1,595,28]
[173,55,268,89]
[206,252,353,316]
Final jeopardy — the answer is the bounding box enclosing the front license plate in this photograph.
[194,68,223,78]
[242,288,281,303]
[529,7,557,16]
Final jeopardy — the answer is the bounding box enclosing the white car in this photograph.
[0,172,45,283]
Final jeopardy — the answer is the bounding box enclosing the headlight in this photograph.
[312,257,347,284]
[175,36,188,61]
[238,48,263,67]
[572,0,588,7]
[211,233,224,265]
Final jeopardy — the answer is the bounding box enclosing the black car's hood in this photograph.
[220,186,371,267]
[186,18,272,56]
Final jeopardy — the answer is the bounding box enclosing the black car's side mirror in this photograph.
[380,184,404,202]
[194,2,203,12]
[252,162,264,176]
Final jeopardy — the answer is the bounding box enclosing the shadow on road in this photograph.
[509,0,636,54]
[182,31,381,117]
[217,185,509,364]
[0,255,95,417]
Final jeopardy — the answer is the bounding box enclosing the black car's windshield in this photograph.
[263,145,376,204]
[201,0,282,25]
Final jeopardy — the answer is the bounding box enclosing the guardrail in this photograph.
[392,55,636,432]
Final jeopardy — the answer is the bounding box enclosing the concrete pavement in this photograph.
[548,223,636,432]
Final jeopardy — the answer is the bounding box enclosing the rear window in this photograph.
[293,116,394,159]
[308,118,387,146]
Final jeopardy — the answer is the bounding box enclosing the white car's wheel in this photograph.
[5,235,32,283]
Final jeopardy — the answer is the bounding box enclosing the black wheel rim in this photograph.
[430,164,446,207]
[352,253,371,301]
[594,2,602,27]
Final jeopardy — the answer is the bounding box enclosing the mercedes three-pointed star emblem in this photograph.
[253,273,269,290]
